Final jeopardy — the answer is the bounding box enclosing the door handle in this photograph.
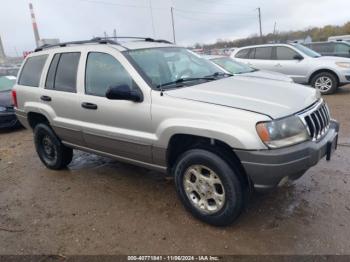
[274,63,282,67]
[40,95,52,102]
[81,102,98,110]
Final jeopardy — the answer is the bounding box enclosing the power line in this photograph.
[174,8,256,16]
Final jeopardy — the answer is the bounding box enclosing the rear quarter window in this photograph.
[235,49,250,59]
[18,55,48,87]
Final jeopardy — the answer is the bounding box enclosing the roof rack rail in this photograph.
[92,36,173,44]
[34,36,173,52]
[34,38,118,52]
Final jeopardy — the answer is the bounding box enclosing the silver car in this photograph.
[231,43,350,94]
[13,38,339,226]
[203,55,293,83]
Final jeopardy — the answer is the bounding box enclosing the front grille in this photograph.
[298,100,331,141]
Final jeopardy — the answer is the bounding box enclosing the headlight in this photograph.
[0,106,7,112]
[256,116,309,148]
[335,62,350,68]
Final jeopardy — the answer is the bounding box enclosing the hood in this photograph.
[241,70,293,83]
[0,90,12,107]
[165,76,318,119]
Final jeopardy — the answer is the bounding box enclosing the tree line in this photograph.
[194,21,350,50]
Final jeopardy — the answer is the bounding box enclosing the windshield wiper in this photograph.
[157,77,216,89]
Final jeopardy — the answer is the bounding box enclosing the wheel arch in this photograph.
[166,133,253,191]
[308,69,339,85]
[27,111,50,129]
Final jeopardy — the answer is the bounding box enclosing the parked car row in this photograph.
[0,75,20,128]
[231,43,350,94]
[304,40,350,58]
[12,37,339,226]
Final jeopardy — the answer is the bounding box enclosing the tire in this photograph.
[34,123,73,170]
[310,72,338,95]
[173,149,246,226]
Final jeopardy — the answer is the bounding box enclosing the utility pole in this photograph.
[149,0,156,38]
[273,21,277,43]
[171,7,176,44]
[257,7,263,41]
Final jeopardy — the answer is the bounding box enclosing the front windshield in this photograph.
[292,44,321,58]
[126,47,226,89]
[0,76,16,92]
[211,57,255,74]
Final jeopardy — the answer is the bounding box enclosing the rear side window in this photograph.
[235,49,250,59]
[45,52,80,92]
[18,55,48,87]
[254,47,272,60]
[276,47,299,60]
[335,43,350,53]
[312,43,334,53]
[85,52,134,97]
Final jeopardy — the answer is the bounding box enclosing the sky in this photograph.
[0,0,349,56]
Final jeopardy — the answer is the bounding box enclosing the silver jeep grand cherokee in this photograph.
[13,38,339,226]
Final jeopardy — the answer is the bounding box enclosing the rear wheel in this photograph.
[311,72,338,95]
[34,123,73,170]
[173,149,246,226]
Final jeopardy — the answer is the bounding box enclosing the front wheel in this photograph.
[311,72,338,95]
[173,149,246,226]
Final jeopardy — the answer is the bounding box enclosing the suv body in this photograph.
[13,38,339,226]
[231,43,350,94]
[304,41,350,58]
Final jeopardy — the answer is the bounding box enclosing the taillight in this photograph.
[11,90,18,108]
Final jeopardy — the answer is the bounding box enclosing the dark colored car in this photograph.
[0,76,19,128]
[304,41,350,58]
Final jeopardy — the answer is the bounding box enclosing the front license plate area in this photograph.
[326,133,338,161]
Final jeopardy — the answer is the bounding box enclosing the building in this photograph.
[38,38,60,47]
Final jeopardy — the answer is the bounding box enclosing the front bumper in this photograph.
[0,111,19,128]
[235,120,339,190]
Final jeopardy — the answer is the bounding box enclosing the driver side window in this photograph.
[85,52,134,97]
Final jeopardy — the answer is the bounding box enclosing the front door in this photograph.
[273,46,309,83]
[76,49,153,163]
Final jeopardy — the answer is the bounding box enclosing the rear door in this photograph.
[272,46,309,83]
[247,46,274,71]
[76,47,153,163]
[40,51,85,145]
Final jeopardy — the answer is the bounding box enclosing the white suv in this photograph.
[13,38,339,226]
[231,43,350,94]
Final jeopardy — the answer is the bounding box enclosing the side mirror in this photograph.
[293,54,304,60]
[106,84,143,102]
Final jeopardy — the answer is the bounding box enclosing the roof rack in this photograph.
[34,36,173,52]
[93,36,173,44]
[34,38,118,52]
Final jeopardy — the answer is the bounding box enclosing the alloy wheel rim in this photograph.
[183,165,225,214]
[42,135,56,160]
[315,76,332,92]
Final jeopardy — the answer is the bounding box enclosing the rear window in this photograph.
[254,47,272,60]
[45,52,80,92]
[18,55,48,87]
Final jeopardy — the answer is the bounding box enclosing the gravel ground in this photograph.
[0,85,349,255]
